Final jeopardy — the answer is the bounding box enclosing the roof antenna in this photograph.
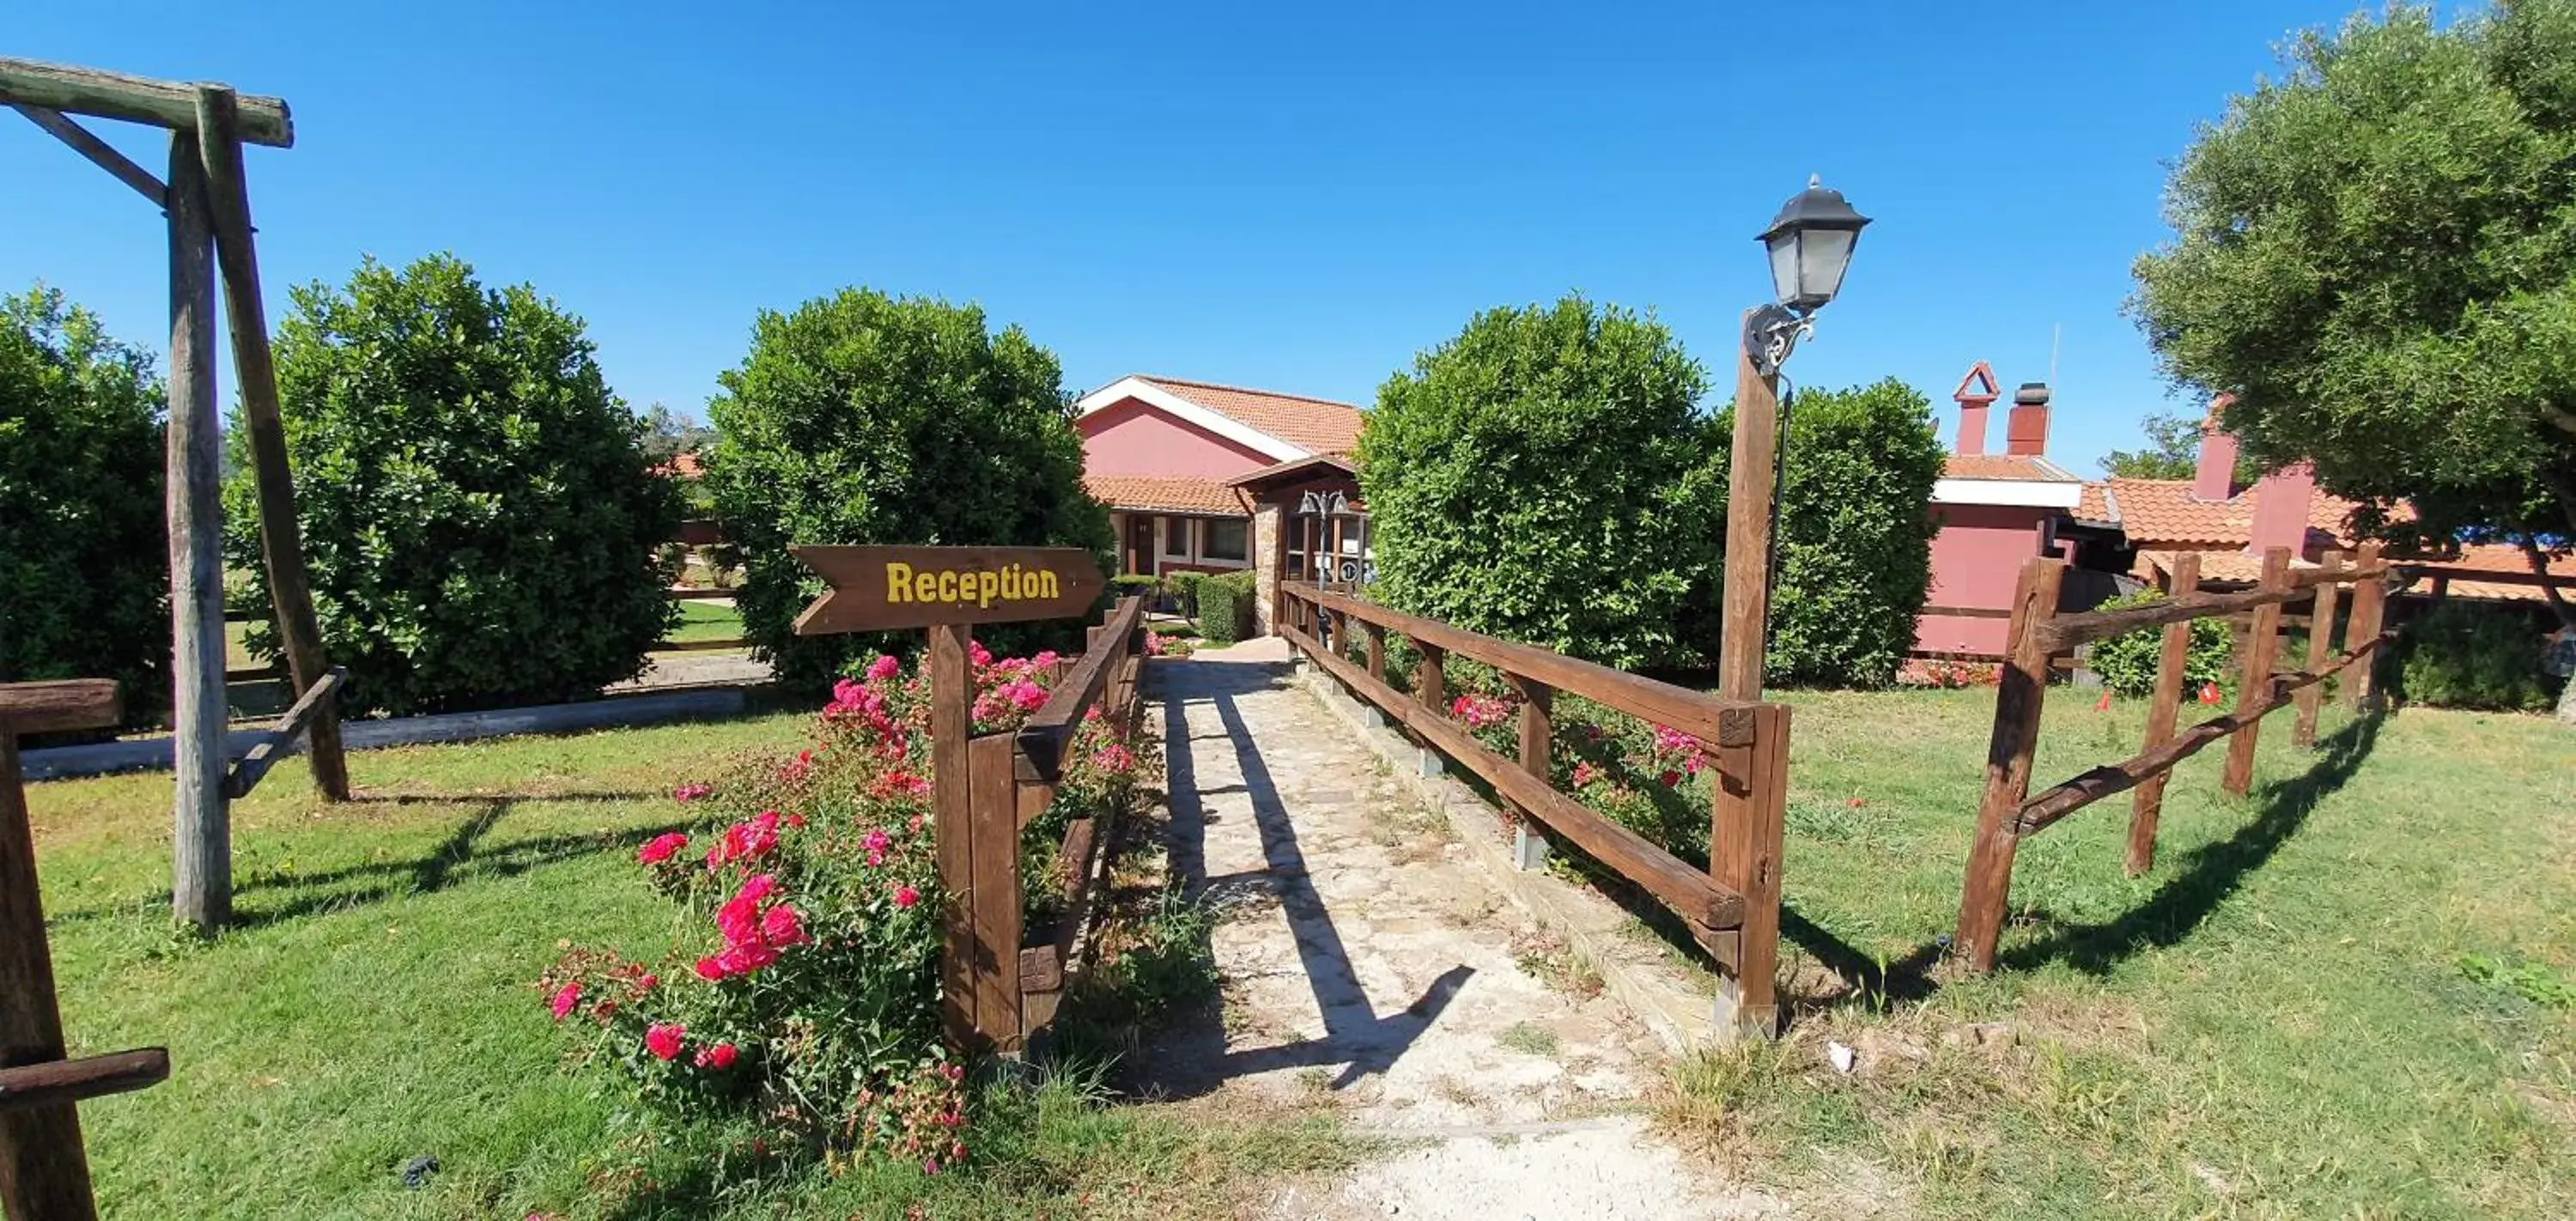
[2047,322,2062,386]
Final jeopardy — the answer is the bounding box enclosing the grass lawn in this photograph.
[663,599,744,647]
[1662,688,2576,1219]
[27,714,1353,1219]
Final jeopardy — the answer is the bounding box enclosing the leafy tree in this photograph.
[1358,295,1723,670]
[1741,378,1947,686]
[0,286,167,727]
[2129,0,2576,655]
[640,402,715,465]
[2099,411,2260,483]
[232,254,681,716]
[703,289,1110,689]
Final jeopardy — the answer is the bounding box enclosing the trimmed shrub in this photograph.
[1739,378,1947,687]
[1195,570,1256,645]
[2087,591,2235,698]
[704,289,1112,690]
[1361,295,1722,669]
[2397,601,2556,711]
[233,254,681,716]
[0,286,167,728]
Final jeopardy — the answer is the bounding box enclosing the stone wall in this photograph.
[1252,502,1281,635]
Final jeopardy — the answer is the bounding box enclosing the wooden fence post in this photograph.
[929,623,975,1051]
[165,129,230,932]
[1711,702,1789,1037]
[2343,541,2388,712]
[194,87,347,803]
[1506,673,1552,864]
[1364,622,1385,682]
[1717,315,1783,705]
[2,736,95,1221]
[967,733,1023,1053]
[2127,551,2200,877]
[2221,547,2293,796]
[1414,642,1446,712]
[1957,556,2064,972]
[2293,550,2343,747]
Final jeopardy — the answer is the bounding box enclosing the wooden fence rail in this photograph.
[1954,543,2392,971]
[1278,585,1792,1037]
[939,595,1148,1053]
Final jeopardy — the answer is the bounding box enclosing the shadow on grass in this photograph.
[50,790,678,931]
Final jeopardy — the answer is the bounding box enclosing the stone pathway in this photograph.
[1137,647,1781,1220]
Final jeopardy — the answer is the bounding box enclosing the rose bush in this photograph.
[540,643,1147,1169]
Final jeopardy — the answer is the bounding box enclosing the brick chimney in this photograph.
[2194,396,2239,501]
[2248,462,2317,556]
[2005,383,2050,457]
[1952,361,1999,455]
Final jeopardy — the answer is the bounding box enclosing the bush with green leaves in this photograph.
[703,289,1111,691]
[1194,570,1256,645]
[231,254,680,716]
[2086,590,2236,698]
[1360,295,1723,670]
[1746,378,1947,686]
[0,286,166,728]
[2397,601,2556,711]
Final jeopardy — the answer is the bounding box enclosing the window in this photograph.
[1203,518,1249,562]
[1161,516,1191,558]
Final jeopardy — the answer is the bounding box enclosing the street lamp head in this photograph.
[1757,174,1870,314]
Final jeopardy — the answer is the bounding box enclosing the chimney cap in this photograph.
[2013,382,2050,406]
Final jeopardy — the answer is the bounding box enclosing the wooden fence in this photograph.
[1278,585,1794,1037]
[941,595,1148,1053]
[2,680,171,1219]
[1954,543,2392,970]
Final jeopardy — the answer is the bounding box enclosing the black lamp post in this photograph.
[1745,175,1870,376]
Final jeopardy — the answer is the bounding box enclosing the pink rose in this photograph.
[637,832,689,865]
[548,981,581,1022]
[864,829,893,854]
[694,1042,738,1071]
[645,1023,685,1061]
[761,904,808,947]
[866,653,902,682]
[893,884,920,909]
[672,782,712,803]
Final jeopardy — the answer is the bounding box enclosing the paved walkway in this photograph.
[1137,647,1779,1220]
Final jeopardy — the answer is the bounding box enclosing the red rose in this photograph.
[893,884,920,909]
[761,904,808,947]
[637,832,688,865]
[548,981,582,1022]
[693,1042,738,1070]
[645,1023,685,1061]
[693,955,726,981]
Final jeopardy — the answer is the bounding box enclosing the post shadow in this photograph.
[1135,659,1467,1099]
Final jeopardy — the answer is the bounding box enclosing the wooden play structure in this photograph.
[3,57,352,932]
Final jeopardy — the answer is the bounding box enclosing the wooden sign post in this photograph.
[790,545,1105,1053]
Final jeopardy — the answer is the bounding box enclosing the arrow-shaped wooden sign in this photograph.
[790,545,1107,635]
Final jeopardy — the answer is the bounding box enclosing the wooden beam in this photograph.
[197,88,347,802]
[1012,596,1145,781]
[166,130,231,932]
[2126,551,2198,876]
[1285,618,1746,930]
[929,624,975,1051]
[0,1049,168,1115]
[2390,562,2576,590]
[9,104,165,206]
[2041,564,2385,653]
[2015,633,2388,836]
[1286,587,1754,750]
[2293,551,2343,747]
[1718,317,1783,703]
[2345,542,2389,711]
[2221,548,2293,795]
[1955,557,2063,972]
[222,668,346,799]
[1,730,100,1218]
[0,58,290,146]
[0,681,121,736]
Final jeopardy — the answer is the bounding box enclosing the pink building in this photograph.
[1072,375,1366,601]
[1915,363,2103,657]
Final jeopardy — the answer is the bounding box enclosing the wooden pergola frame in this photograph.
[1,56,350,932]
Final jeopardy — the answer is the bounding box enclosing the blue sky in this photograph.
[5,1,2382,476]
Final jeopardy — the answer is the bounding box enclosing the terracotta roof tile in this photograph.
[1943,453,2081,482]
[1138,376,1364,456]
[2078,477,2368,549]
[1083,474,1249,516]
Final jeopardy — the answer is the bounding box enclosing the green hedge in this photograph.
[1194,571,1256,646]
[2397,602,2558,711]
[2087,590,2236,698]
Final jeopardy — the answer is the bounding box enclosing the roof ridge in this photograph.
[1137,374,1364,410]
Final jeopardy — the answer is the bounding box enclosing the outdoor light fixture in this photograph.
[1297,489,1349,590]
[1747,174,1870,375]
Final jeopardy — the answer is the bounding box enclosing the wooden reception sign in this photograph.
[789,545,1106,636]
